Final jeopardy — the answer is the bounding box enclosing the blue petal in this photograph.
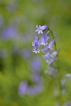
[42,40,54,53]
[32,36,40,53]
[39,34,50,46]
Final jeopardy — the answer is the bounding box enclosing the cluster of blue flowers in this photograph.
[18,57,44,96]
[32,25,71,105]
[32,25,59,77]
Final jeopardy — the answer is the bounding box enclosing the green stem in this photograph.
[48,29,63,105]
[49,29,59,69]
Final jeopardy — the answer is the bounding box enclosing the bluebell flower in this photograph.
[32,36,40,53]
[50,51,58,58]
[42,40,54,53]
[35,25,49,34]
[18,81,28,95]
[2,25,18,40]
[39,33,50,46]
[27,84,43,96]
[42,50,58,65]
[32,25,59,77]
[42,52,54,65]
[31,57,42,72]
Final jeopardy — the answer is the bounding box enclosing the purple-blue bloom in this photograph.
[39,33,50,46]
[18,81,28,95]
[43,52,54,64]
[50,51,58,58]
[27,84,43,96]
[32,25,59,66]
[42,51,58,65]
[32,36,40,53]
[42,40,54,53]
[35,25,49,34]
[18,79,44,96]
[31,57,42,72]
[2,25,18,40]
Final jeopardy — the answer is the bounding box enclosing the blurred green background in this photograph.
[0,0,71,106]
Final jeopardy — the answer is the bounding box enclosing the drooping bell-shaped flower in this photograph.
[35,25,49,34]
[32,36,40,53]
[42,50,58,65]
[39,33,50,46]
[42,52,54,64]
[50,50,58,58]
[42,40,54,53]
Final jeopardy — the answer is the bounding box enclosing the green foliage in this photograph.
[0,0,71,106]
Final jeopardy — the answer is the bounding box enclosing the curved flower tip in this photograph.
[35,25,49,34]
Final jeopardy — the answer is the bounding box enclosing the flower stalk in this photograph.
[32,25,64,105]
